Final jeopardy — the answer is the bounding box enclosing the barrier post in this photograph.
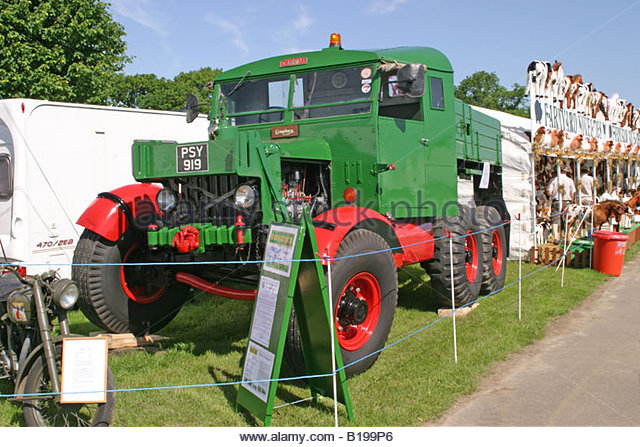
[561,210,568,287]
[449,233,458,364]
[591,163,596,269]
[518,214,522,321]
[576,160,582,207]
[531,152,538,251]
[557,164,563,214]
[325,252,339,428]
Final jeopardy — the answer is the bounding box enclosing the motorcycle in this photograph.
[0,267,116,426]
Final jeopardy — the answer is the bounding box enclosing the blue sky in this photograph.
[108,0,640,105]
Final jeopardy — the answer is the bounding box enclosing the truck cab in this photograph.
[208,43,459,220]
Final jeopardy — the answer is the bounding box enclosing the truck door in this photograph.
[377,72,429,218]
[422,74,458,216]
[0,119,14,250]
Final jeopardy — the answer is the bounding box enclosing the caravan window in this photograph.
[0,154,12,199]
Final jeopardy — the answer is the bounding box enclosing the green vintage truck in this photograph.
[73,34,508,376]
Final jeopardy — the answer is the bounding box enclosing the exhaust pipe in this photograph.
[175,272,256,301]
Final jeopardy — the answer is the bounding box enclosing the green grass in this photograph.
[2,242,638,427]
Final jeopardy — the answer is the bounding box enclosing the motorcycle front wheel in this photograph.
[22,345,116,427]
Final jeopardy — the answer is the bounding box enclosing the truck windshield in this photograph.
[219,65,373,126]
[220,76,290,126]
[292,66,372,120]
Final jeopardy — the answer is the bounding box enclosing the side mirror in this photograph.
[185,93,200,123]
[396,64,425,98]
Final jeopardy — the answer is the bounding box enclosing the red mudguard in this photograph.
[77,184,161,241]
[313,206,434,268]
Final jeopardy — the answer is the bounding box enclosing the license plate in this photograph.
[176,143,208,173]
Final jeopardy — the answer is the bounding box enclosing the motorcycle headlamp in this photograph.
[234,184,257,209]
[7,286,33,324]
[156,188,178,213]
[51,279,79,310]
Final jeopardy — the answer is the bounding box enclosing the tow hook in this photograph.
[172,226,200,253]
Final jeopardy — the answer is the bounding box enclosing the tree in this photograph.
[455,71,528,117]
[106,73,166,109]
[0,0,130,103]
[106,67,222,111]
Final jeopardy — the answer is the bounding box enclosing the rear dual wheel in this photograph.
[472,206,507,294]
[285,229,398,378]
[422,206,484,307]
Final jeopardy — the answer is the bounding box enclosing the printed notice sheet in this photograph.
[263,225,298,277]
[60,337,108,404]
[241,341,276,402]
[479,161,491,189]
[249,276,280,348]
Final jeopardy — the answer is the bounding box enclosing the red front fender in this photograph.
[313,207,392,260]
[313,206,434,268]
[77,184,161,242]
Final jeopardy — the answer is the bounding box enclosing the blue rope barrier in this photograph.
[0,246,577,399]
[0,209,571,269]
[336,249,573,372]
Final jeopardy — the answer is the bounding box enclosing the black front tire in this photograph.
[22,345,115,427]
[285,229,398,378]
[422,206,484,307]
[73,229,191,335]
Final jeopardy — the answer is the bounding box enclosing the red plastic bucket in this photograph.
[592,230,629,276]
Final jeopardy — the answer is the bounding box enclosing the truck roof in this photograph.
[216,46,453,81]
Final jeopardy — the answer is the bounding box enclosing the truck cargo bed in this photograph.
[455,99,502,165]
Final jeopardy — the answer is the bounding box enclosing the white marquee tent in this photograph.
[459,106,534,260]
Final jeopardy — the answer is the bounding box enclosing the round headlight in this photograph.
[156,188,178,213]
[52,279,79,310]
[234,185,257,209]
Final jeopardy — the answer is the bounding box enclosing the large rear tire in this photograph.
[72,229,190,334]
[422,207,484,307]
[285,229,398,378]
[471,206,507,294]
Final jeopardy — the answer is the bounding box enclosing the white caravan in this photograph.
[0,98,209,277]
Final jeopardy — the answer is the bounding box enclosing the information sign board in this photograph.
[236,212,353,425]
[60,337,108,404]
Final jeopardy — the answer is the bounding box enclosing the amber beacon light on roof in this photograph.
[329,32,342,48]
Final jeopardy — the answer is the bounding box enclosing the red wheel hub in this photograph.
[120,243,167,304]
[464,231,479,283]
[335,272,381,351]
[491,230,504,276]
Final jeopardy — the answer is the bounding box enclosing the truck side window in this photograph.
[430,77,445,109]
[0,154,12,199]
[379,72,423,121]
